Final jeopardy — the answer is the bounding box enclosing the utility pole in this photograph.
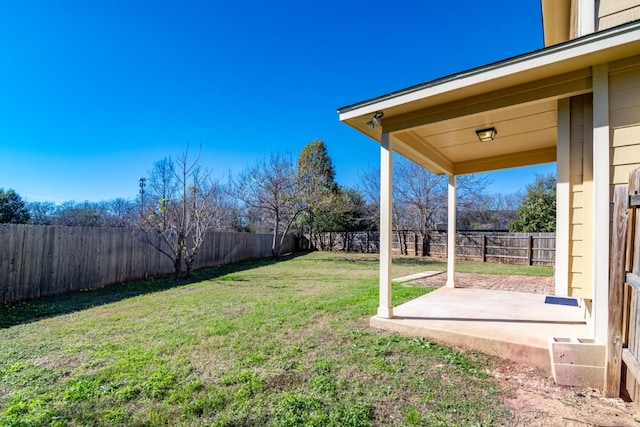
[139,177,146,212]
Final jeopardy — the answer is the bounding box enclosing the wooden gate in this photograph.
[606,168,640,402]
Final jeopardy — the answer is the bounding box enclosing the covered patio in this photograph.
[371,286,588,371]
[338,18,640,387]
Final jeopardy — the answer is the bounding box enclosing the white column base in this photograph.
[446,275,455,288]
[377,307,394,319]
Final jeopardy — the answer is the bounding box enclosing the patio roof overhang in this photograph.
[338,21,640,176]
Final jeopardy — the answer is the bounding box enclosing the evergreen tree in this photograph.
[0,189,30,224]
[296,139,339,246]
[510,174,556,232]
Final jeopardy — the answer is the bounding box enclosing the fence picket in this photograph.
[0,225,295,304]
[315,231,556,266]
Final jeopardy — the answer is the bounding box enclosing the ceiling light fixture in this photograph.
[475,127,497,142]
[366,112,384,128]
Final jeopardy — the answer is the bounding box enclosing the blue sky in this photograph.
[0,0,554,204]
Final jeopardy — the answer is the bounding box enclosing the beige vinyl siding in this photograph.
[610,56,640,192]
[568,94,594,299]
[596,0,640,31]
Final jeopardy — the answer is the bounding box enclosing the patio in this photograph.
[371,285,589,371]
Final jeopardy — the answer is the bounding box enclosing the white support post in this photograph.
[556,98,571,297]
[592,63,609,343]
[446,175,456,288]
[378,132,393,318]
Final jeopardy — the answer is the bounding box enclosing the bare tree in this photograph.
[181,165,222,277]
[99,198,138,227]
[206,180,242,232]
[52,201,102,227]
[490,192,523,230]
[357,165,381,230]
[232,153,303,257]
[491,192,524,211]
[454,190,522,231]
[28,201,57,225]
[145,157,178,232]
[140,146,219,279]
[358,156,490,254]
[393,157,448,255]
[29,199,137,227]
[455,173,492,217]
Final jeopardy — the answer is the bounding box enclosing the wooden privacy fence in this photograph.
[426,232,555,266]
[0,224,296,304]
[607,168,640,403]
[315,231,555,266]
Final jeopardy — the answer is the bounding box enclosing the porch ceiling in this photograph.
[338,21,640,175]
[391,97,560,175]
[364,68,592,176]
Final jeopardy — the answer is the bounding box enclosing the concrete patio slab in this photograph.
[391,271,443,283]
[370,287,589,370]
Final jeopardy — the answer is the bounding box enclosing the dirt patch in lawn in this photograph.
[494,359,639,426]
[412,272,640,426]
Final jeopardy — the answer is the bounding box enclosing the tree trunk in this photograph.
[174,258,181,280]
[175,232,185,279]
[308,212,315,252]
[185,259,193,278]
[401,230,408,255]
[422,232,431,257]
[272,212,279,257]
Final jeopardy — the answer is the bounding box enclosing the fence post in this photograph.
[528,235,534,266]
[605,186,629,397]
[481,234,487,263]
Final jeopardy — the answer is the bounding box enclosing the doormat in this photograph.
[544,296,579,307]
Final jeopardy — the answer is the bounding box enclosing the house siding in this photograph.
[610,56,640,192]
[596,0,640,31]
[565,53,640,301]
[570,0,579,39]
[569,94,594,299]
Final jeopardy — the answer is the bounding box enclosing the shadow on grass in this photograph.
[0,252,307,329]
[301,252,447,267]
[392,257,446,267]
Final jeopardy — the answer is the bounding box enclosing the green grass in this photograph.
[0,252,537,426]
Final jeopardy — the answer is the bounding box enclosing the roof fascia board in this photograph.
[338,21,640,121]
[383,69,592,133]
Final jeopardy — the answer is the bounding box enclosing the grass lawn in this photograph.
[0,252,547,426]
